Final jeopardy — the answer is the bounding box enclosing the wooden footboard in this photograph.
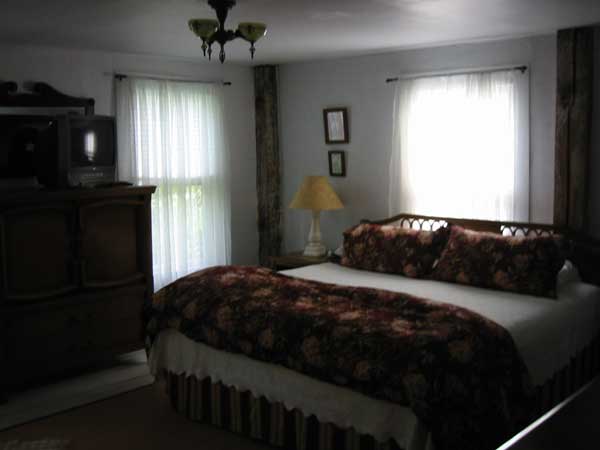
[164,332,600,450]
[533,333,600,416]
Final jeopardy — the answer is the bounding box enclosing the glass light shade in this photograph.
[237,22,267,42]
[189,19,219,40]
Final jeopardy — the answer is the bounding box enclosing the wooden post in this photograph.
[254,65,281,266]
[554,27,594,231]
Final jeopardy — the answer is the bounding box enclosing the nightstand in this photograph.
[270,252,330,270]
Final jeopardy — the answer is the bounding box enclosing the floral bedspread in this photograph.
[144,265,533,450]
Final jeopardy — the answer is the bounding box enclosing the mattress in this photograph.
[149,263,600,449]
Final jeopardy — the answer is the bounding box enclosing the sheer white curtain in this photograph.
[116,77,231,290]
[389,69,530,221]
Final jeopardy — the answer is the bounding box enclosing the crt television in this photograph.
[63,115,117,187]
[0,114,117,189]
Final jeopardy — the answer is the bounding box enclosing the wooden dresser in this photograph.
[0,186,155,394]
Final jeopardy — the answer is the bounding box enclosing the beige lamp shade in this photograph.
[289,176,344,211]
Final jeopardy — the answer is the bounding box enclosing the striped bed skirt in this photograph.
[165,333,600,450]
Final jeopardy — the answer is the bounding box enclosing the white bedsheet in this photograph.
[149,263,600,449]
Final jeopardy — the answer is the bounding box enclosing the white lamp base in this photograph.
[303,210,327,257]
[304,242,327,257]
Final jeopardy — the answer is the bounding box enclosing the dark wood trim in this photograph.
[568,28,594,231]
[254,65,282,266]
[554,29,574,227]
[0,186,156,206]
[80,271,145,290]
[364,212,562,235]
[0,81,95,115]
[554,27,594,232]
[3,286,80,303]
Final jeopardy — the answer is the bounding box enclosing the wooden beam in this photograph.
[254,65,282,266]
[568,29,594,231]
[554,29,575,227]
[554,27,594,231]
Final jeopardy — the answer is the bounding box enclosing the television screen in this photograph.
[0,115,56,179]
[69,117,116,167]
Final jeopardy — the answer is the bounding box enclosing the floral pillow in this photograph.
[431,225,566,297]
[340,223,449,278]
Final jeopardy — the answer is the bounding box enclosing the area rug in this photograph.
[0,351,153,431]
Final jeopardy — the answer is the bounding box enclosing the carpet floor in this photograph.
[0,382,270,450]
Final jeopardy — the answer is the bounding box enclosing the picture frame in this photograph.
[323,107,349,144]
[328,151,346,177]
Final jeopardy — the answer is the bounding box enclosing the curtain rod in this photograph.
[106,71,232,86]
[385,65,528,84]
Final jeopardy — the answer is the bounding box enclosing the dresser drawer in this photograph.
[5,306,86,339]
[0,204,78,302]
[5,288,145,339]
[79,200,146,289]
[5,287,146,365]
[11,315,143,362]
[87,315,144,352]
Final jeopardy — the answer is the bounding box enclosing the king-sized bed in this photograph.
[145,214,600,450]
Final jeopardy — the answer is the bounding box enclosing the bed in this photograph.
[147,214,600,450]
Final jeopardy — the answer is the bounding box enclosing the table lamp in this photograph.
[289,176,344,257]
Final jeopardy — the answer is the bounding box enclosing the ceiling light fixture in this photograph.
[189,0,267,63]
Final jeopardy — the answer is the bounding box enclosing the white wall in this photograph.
[0,43,258,265]
[279,35,557,252]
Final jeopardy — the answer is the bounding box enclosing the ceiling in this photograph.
[1,0,600,65]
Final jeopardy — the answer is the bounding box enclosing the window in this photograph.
[116,78,231,290]
[389,69,529,221]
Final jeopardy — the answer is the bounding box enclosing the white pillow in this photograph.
[334,245,344,257]
[557,260,581,287]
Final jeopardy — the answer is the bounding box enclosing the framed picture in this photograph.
[328,151,346,177]
[323,107,349,144]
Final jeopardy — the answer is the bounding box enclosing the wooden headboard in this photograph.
[362,213,561,236]
[361,213,600,286]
